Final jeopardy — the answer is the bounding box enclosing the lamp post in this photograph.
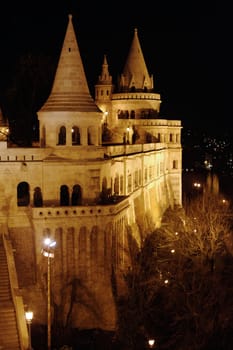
[25,311,33,350]
[42,237,56,350]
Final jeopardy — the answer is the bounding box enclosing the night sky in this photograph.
[0,0,229,135]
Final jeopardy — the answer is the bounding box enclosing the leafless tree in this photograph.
[117,192,233,350]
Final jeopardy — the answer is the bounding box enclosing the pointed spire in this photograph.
[40,14,100,112]
[97,54,112,85]
[119,28,154,92]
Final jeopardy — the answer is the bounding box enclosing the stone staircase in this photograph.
[0,234,21,349]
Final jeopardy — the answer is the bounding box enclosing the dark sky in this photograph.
[0,0,229,134]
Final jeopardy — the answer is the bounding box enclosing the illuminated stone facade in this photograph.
[0,15,182,331]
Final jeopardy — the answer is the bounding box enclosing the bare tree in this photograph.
[117,192,233,350]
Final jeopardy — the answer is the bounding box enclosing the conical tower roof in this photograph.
[119,28,153,91]
[40,14,100,112]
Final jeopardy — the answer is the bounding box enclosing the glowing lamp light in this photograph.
[148,338,155,348]
[25,311,33,350]
[42,250,54,258]
[44,237,56,248]
[25,311,33,323]
[42,238,56,258]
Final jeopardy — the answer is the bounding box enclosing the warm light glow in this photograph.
[148,339,155,348]
[193,182,201,188]
[42,238,56,258]
[25,311,33,322]
[164,279,169,284]
[42,250,55,258]
[171,249,175,253]
[44,237,56,248]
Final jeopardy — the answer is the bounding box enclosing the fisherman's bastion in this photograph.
[0,14,182,349]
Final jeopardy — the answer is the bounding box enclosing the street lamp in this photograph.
[42,237,56,350]
[25,311,33,350]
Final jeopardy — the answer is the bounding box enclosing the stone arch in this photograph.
[60,185,69,206]
[71,184,82,205]
[58,126,66,145]
[100,177,111,203]
[17,181,30,206]
[33,186,43,207]
[72,126,81,145]
[114,174,120,195]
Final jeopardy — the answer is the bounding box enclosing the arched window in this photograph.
[114,174,119,195]
[58,126,66,145]
[130,110,135,119]
[33,187,43,207]
[17,182,30,206]
[173,160,178,169]
[72,126,81,145]
[71,185,82,205]
[60,185,69,206]
[87,127,92,145]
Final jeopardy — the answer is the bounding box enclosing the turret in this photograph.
[95,54,113,101]
[118,28,154,92]
[37,14,103,148]
[94,55,113,125]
